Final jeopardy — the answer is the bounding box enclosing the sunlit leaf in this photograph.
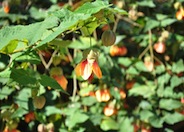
[45,106,62,116]
[81,96,97,106]
[129,84,156,98]
[135,61,148,72]
[149,116,164,128]
[172,59,184,74]
[75,1,109,14]
[0,16,60,52]
[160,18,177,27]
[66,111,89,129]
[144,18,159,32]
[139,100,152,110]
[0,86,14,100]
[159,99,181,111]
[15,88,31,110]
[140,110,154,121]
[126,66,139,75]
[111,7,128,15]
[100,118,119,131]
[119,117,134,132]
[117,57,132,67]
[137,0,156,8]
[163,112,184,125]
[170,75,182,88]
[11,107,28,118]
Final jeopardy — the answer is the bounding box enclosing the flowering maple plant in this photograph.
[75,49,102,81]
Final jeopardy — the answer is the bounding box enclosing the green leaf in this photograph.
[156,14,168,21]
[140,110,154,122]
[0,1,112,51]
[29,7,47,20]
[68,36,97,49]
[135,61,148,72]
[159,99,181,111]
[0,86,14,100]
[100,118,119,131]
[170,75,182,88]
[80,21,99,36]
[38,1,111,48]
[144,18,160,32]
[39,75,68,94]
[75,1,109,14]
[155,65,165,74]
[0,67,11,78]
[157,73,171,86]
[10,68,37,85]
[62,103,81,116]
[0,16,59,52]
[164,128,174,132]
[139,100,152,110]
[1,40,18,54]
[81,96,97,106]
[50,39,72,47]
[14,50,41,64]
[11,107,28,118]
[117,57,132,67]
[90,113,103,126]
[162,86,183,99]
[160,18,177,27]
[129,84,156,98]
[66,111,89,129]
[111,7,128,15]
[163,112,184,125]
[126,66,139,75]
[137,0,156,8]
[45,106,62,116]
[15,88,31,110]
[149,116,163,128]
[172,59,184,74]
[119,117,134,132]
[161,86,173,98]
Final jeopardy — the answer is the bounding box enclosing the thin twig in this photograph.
[138,46,149,59]
[154,56,164,66]
[38,49,58,70]
[38,51,48,69]
[113,14,120,32]
[93,29,97,41]
[148,30,154,63]
[46,49,58,69]
[120,16,142,27]
[72,49,77,102]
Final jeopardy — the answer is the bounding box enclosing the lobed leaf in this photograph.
[159,99,181,111]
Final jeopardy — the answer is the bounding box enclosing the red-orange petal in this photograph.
[75,59,93,80]
[82,60,93,80]
[52,75,68,91]
[92,61,102,79]
[75,61,84,77]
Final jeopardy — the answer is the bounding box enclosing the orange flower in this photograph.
[50,67,68,90]
[25,111,35,123]
[75,50,102,80]
[2,1,10,13]
[52,75,68,91]
[95,89,111,102]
